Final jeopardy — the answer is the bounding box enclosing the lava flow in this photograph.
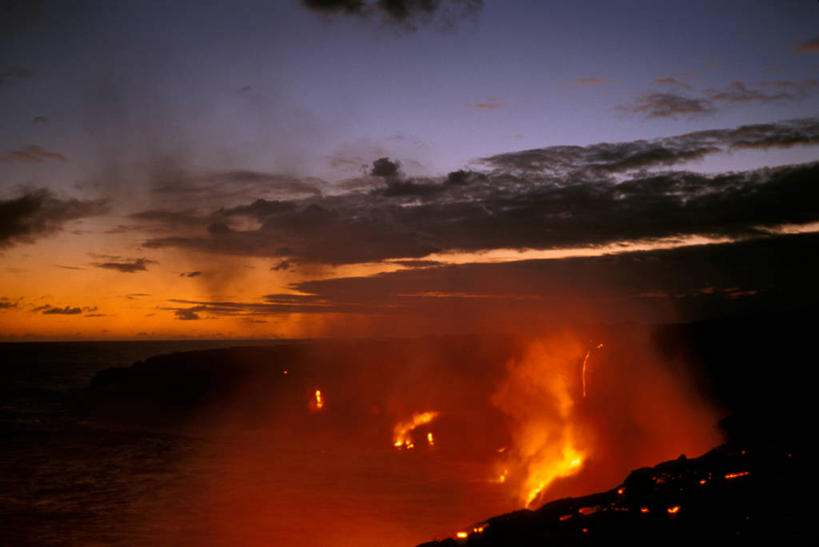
[492,337,591,507]
[310,388,324,411]
[491,331,718,509]
[393,411,440,450]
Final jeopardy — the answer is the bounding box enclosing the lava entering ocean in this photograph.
[393,410,440,450]
[491,331,719,508]
[100,330,720,546]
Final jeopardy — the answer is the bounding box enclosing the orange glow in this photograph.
[724,471,750,480]
[496,468,509,483]
[699,478,707,485]
[523,440,584,507]
[640,507,650,513]
[456,531,468,539]
[492,339,589,507]
[309,389,324,411]
[560,514,572,521]
[487,328,719,512]
[667,506,680,514]
[392,411,440,450]
[427,432,435,446]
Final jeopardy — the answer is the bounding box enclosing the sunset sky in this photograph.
[2,0,819,340]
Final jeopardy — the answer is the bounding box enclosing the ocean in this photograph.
[2,326,752,546]
[0,340,516,547]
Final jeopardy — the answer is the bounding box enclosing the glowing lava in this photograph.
[581,343,604,399]
[525,450,585,507]
[309,388,324,411]
[724,471,750,480]
[492,338,590,507]
[393,411,440,450]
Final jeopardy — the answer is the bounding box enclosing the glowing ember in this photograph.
[392,411,440,450]
[427,432,435,446]
[667,505,680,514]
[724,471,750,480]
[496,468,509,483]
[617,487,625,495]
[560,514,572,521]
[640,507,650,514]
[309,388,324,411]
[456,531,468,539]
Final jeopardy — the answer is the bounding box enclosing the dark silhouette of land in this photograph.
[418,414,807,546]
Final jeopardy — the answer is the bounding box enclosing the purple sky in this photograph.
[2,0,819,338]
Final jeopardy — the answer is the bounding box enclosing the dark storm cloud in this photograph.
[93,258,157,273]
[271,260,291,271]
[370,157,402,178]
[152,232,819,324]
[482,117,819,173]
[795,35,819,53]
[137,118,819,265]
[287,232,819,323]
[0,66,32,86]
[1,145,67,163]
[180,271,202,278]
[301,0,483,28]
[0,189,109,249]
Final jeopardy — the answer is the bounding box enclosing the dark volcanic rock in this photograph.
[419,429,809,546]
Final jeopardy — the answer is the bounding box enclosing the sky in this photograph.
[1,0,819,340]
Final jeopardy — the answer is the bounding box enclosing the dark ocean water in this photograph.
[0,341,273,547]
[0,340,515,547]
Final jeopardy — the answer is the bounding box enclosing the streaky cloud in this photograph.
[0,189,109,248]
